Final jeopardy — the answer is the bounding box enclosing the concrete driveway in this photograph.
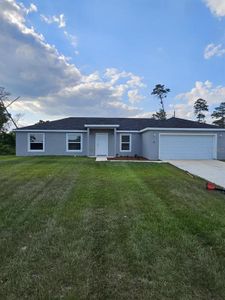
[167,160,225,188]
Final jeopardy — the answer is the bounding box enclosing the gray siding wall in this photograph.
[217,132,225,160]
[141,130,225,160]
[141,131,158,160]
[16,130,225,159]
[116,133,141,156]
[16,130,141,157]
[16,132,87,156]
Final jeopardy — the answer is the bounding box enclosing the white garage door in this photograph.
[159,134,216,160]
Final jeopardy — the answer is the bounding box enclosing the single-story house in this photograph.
[15,117,225,160]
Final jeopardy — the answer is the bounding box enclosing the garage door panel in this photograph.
[159,135,216,160]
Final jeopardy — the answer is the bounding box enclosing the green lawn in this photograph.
[1,156,225,299]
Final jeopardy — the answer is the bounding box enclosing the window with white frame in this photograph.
[28,133,45,151]
[120,134,131,151]
[67,133,82,151]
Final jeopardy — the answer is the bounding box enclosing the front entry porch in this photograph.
[85,124,119,157]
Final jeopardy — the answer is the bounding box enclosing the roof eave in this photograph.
[140,127,224,133]
[13,129,87,132]
[14,126,225,133]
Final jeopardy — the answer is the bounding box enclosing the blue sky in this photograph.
[0,0,225,126]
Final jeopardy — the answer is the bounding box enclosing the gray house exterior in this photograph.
[15,117,225,160]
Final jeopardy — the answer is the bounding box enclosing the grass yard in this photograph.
[1,156,225,299]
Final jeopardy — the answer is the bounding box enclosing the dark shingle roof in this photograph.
[17,117,219,131]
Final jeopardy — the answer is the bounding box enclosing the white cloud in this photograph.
[128,89,145,104]
[18,2,37,14]
[106,101,140,113]
[203,0,225,17]
[104,68,145,88]
[173,80,225,122]
[203,2,225,61]
[169,103,195,119]
[28,3,37,13]
[0,0,146,123]
[41,13,66,28]
[82,71,100,83]
[104,68,130,85]
[0,1,81,97]
[41,13,78,50]
[204,43,225,59]
[169,103,212,123]
[28,73,144,117]
[177,80,225,105]
[64,30,77,48]
[134,111,155,118]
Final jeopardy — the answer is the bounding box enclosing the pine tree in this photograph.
[211,102,225,127]
[151,84,170,119]
[152,109,167,120]
[194,98,208,123]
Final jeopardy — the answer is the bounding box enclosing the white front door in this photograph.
[95,133,108,156]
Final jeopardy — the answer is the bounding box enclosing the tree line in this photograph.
[151,84,225,127]
[0,87,17,154]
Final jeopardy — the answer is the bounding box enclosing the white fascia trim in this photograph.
[84,124,120,128]
[159,133,218,136]
[117,130,139,133]
[15,129,87,133]
[16,127,224,133]
[140,127,225,133]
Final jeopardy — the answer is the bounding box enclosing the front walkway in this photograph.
[168,160,225,188]
[96,156,107,161]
